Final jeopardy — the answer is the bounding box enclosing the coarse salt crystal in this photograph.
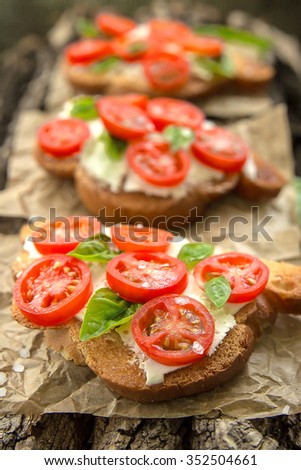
[19,347,30,359]
[0,372,7,385]
[13,362,25,373]
[0,387,7,398]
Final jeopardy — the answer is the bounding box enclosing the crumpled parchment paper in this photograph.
[0,88,300,418]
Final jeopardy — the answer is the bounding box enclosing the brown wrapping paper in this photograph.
[0,94,300,418]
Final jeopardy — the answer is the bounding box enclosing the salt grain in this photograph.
[13,362,25,373]
[0,387,7,398]
[19,347,30,359]
[0,372,7,385]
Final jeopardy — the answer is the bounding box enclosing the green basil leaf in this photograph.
[195,25,272,52]
[178,243,214,270]
[90,56,121,73]
[100,130,128,161]
[68,233,120,263]
[127,41,148,54]
[163,125,196,152]
[195,55,235,78]
[80,288,141,341]
[204,275,231,309]
[75,17,99,38]
[70,96,98,121]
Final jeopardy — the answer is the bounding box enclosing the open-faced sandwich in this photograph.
[35,94,285,225]
[11,219,301,402]
[63,13,275,98]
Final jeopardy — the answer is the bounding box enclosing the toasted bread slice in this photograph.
[63,60,228,99]
[11,301,85,365]
[44,324,85,366]
[235,154,286,201]
[262,259,301,314]
[74,164,239,224]
[230,54,275,89]
[69,295,276,402]
[34,146,79,179]
[63,54,275,99]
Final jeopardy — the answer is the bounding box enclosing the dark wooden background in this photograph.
[0,0,300,51]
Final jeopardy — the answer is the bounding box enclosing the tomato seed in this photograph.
[53,261,62,269]
[67,285,76,292]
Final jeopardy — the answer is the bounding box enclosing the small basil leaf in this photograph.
[127,41,148,54]
[204,275,231,309]
[100,130,128,161]
[80,288,141,341]
[163,125,196,152]
[70,96,98,121]
[195,55,235,78]
[178,243,214,270]
[91,232,111,243]
[75,17,99,38]
[90,56,121,73]
[195,25,272,52]
[68,234,119,263]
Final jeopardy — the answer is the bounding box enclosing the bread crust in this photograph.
[34,145,78,179]
[70,295,277,402]
[235,154,286,201]
[63,60,228,99]
[74,164,239,224]
[44,324,85,366]
[263,259,301,314]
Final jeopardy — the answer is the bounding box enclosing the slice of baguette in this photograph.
[63,61,228,99]
[235,154,286,201]
[69,295,277,402]
[74,152,286,223]
[34,145,79,179]
[74,164,239,224]
[63,56,275,99]
[262,259,301,314]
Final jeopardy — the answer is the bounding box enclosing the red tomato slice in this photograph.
[37,118,90,158]
[111,225,172,252]
[96,13,136,36]
[131,294,215,366]
[194,252,269,303]
[14,254,93,326]
[112,34,149,61]
[65,39,112,65]
[143,52,190,91]
[149,19,191,43]
[106,252,188,303]
[97,98,155,140]
[106,93,149,110]
[32,216,102,255]
[127,140,190,187]
[183,34,223,57]
[191,127,249,173]
[147,97,204,131]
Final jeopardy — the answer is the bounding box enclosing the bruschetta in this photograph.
[34,95,286,225]
[63,14,275,98]
[11,221,301,402]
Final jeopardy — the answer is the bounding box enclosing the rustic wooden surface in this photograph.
[1,413,301,450]
[0,3,301,450]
